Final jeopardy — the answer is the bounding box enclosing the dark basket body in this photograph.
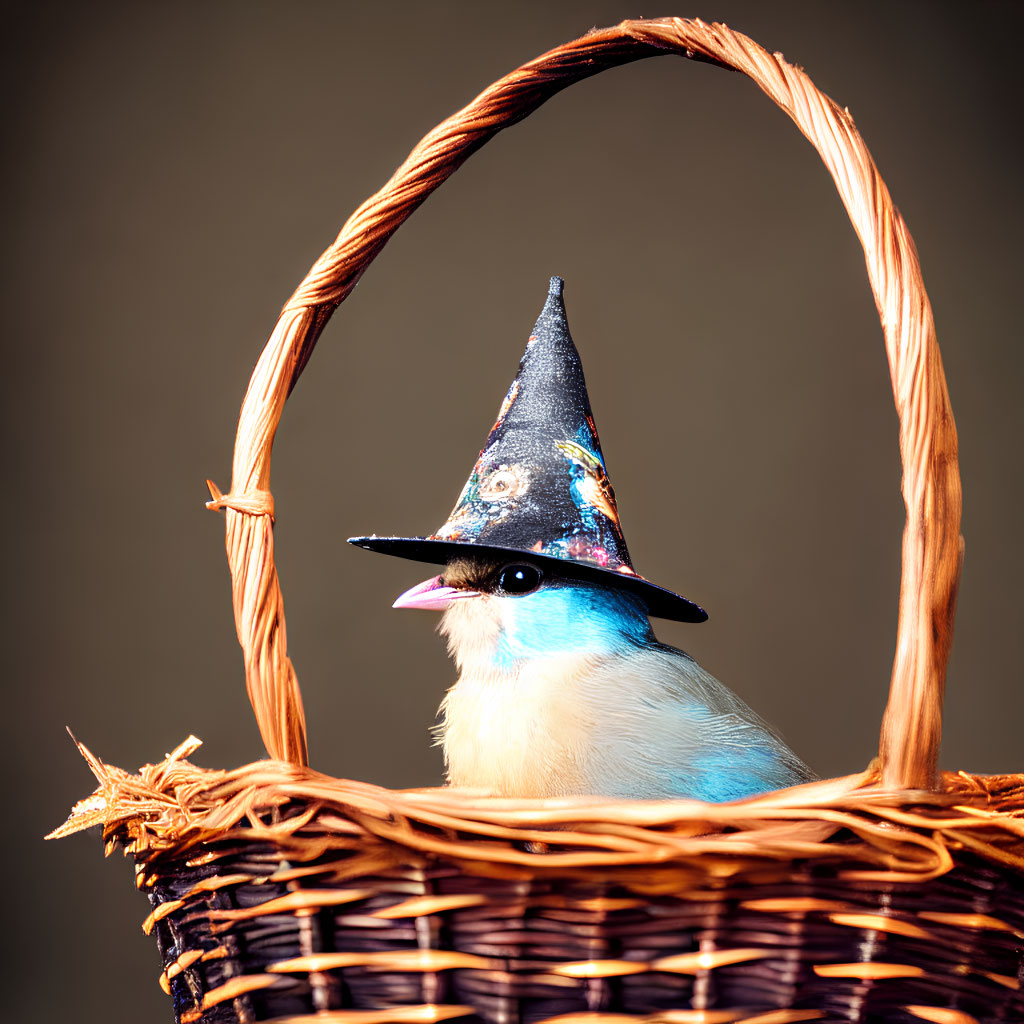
[143,830,1024,1024]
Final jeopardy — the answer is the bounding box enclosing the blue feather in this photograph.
[493,586,652,666]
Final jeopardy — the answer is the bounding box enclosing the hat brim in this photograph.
[348,536,708,623]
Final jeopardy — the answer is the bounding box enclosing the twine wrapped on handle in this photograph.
[210,17,962,789]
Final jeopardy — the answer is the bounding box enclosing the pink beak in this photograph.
[392,575,481,611]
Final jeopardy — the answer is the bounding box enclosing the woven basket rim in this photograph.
[51,735,1024,886]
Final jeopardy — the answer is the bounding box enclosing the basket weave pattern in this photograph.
[56,745,1024,1022]
[53,17,1022,1024]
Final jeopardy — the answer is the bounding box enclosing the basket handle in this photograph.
[209,17,962,790]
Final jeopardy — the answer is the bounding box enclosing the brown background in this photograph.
[5,2,1022,1021]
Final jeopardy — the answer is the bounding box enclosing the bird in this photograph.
[391,552,814,800]
[351,275,813,801]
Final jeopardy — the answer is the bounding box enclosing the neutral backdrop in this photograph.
[5,2,1022,1022]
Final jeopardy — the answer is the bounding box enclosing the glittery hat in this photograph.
[349,276,706,622]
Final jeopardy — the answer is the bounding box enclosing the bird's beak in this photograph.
[392,575,481,611]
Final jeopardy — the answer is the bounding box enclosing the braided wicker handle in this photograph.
[208,17,962,790]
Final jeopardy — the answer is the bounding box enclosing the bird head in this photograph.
[393,553,655,672]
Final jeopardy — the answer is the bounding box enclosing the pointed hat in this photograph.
[349,277,706,622]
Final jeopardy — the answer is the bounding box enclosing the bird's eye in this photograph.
[497,563,543,595]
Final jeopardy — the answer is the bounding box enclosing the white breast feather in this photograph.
[436,595,810,799]
[437,596,601,796]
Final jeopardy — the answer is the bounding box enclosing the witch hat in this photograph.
[349,277,706,622]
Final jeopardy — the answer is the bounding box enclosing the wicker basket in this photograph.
[52,17,1024,1024]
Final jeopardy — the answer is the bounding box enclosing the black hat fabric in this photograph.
[349,277,706,623]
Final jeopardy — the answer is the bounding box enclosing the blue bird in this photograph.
[351,276,814,800]
[392,554,813,800]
